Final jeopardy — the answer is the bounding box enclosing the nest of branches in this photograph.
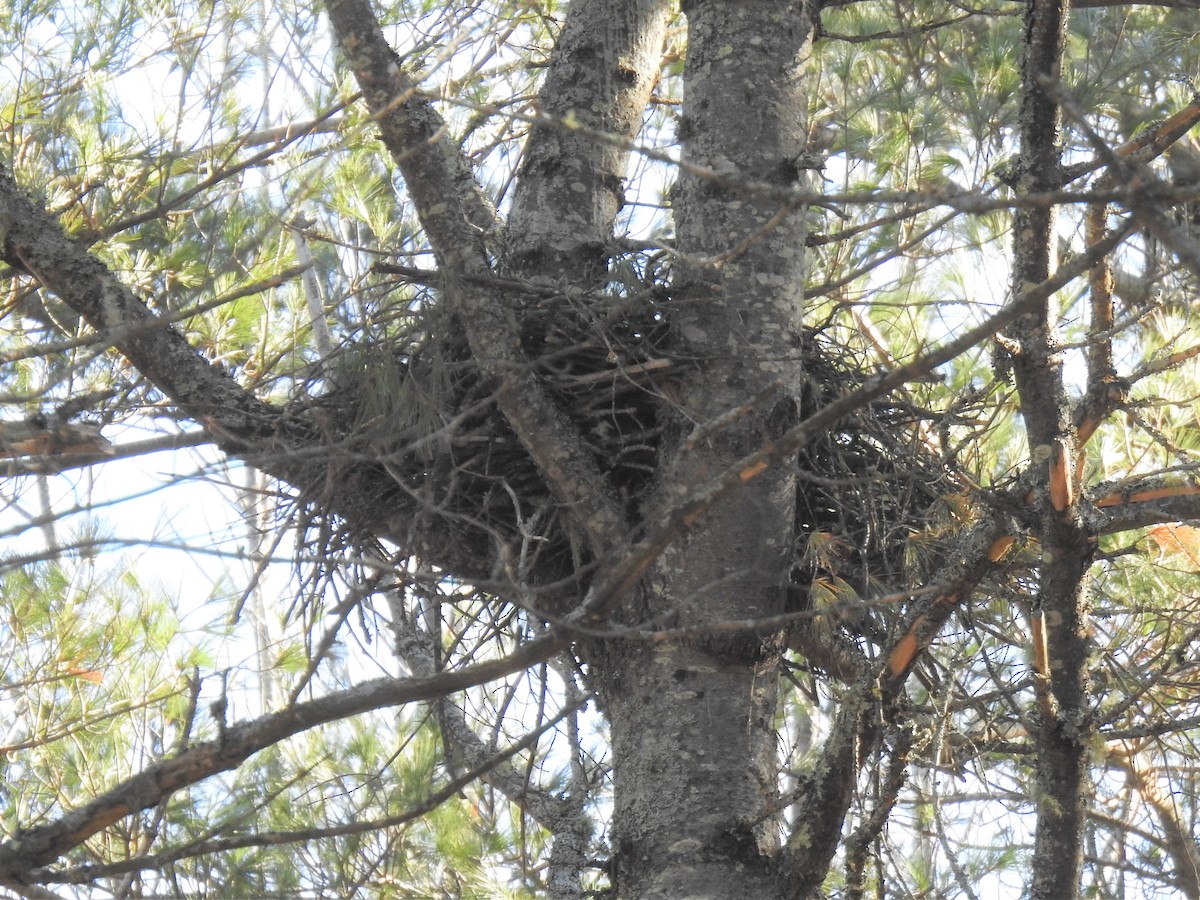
[309,285,672,582]
[309,285,952,603]
[793,329,954,614]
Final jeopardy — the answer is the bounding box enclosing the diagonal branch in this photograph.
[34,701,583,888]
[0,167,274,441]
[323,0,626,556]
[0,631,567,881]
[1108,745,1200,899]
[843,723,915,899]
[0,166,496,575]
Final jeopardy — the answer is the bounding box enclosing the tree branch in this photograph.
[1109,745,1200,899]
[0,165,498,575]
[0,632,567,880]
[1091,475,1200,533]
[34,700,584,888]
[502,0,671,280]
[0,167,274,439]
[388,596,594,896]
[323,0,627,556]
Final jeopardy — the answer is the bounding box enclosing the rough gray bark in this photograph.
[503,0,671,282]
[586,2,815,897]
[1005,1,1095,897]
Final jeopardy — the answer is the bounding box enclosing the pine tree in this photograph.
[2,1,1200,897]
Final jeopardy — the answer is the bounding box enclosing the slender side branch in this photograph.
[1108,746,1200,899]
[843,724,914,899]
[878,512,1011,695]
[778,512,1007,896]
[388,596,594,896]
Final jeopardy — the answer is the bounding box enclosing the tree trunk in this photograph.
[586,2,816,895]
[1006,1,1095,896]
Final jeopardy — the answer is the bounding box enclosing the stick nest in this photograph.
[309,288,953,595]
